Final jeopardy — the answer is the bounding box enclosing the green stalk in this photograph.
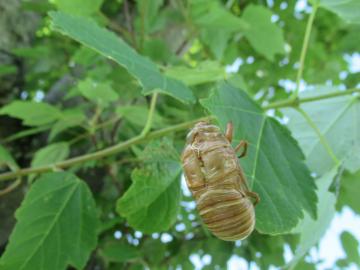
[292,2,319,99]
[0,116,213,182]
[140,92,159,137]
[264,88,360,110]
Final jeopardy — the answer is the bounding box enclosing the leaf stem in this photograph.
[0,116,213,181]
[263,88,360,110]
[292,2,319,99]
[0,179,21,196]
[295,107,340,166]
[140,92,158,137]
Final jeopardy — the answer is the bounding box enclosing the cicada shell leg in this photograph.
[225,122,233,143]
[245,191,260,206]
[235,140,248,158]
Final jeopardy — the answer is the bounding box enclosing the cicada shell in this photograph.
[181,121,259,241]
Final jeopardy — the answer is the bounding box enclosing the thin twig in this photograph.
[0,179,21,196]
[140,92,159,137]
[263,88,360,110]
[0,116,213,181]
[292,2,319,99]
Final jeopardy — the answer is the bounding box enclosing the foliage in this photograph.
[0,0,359,269]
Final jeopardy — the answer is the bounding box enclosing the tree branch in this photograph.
[140,92,158,137]
[263,88,360,110]
[0,116,213,181]
[0,86,358,181]
[292,2,319,99]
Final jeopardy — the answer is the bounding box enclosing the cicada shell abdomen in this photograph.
[181,121,259,241]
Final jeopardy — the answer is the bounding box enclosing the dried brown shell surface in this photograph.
[181,121,256,241]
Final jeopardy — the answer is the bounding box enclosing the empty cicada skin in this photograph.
[181,121,259,241]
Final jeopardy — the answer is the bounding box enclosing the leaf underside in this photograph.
[49,11,195,104]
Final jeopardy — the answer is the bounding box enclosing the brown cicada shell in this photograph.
[181,121,260,241]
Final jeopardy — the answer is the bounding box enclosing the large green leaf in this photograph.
[287,168,338,268]
[340,231,360,265]
[136,0,164,34]
[77,78,119,107]
[52,0,103,16]
[49,110,85,141]
[283,87,360,175]
[201,82,317,234]
[319,0,360,24]
[190,0,248,32]
[190,0,247,60]
[337,170,360,214]
[242,5,285,61]
[200,28,231,60]
[50,11,195,104]
[165,61,226,86]
[116,139,182,233]
[0,144,18,171]
[0,172,98,270]
[31,142,70,169]
[99,242,140,263]
[116,105,164,128]
[0,101,62,126]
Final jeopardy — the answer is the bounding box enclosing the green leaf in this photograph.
[319,0,360,24]
[0,172,99,270]
[116,105,164,128]
[31,142,70,168]
[190,0,247,60]
[250,234,286,267]
[293,259,317,270]
[0,101,62,126]
[283,87,360,174]
[50,11,195,104]
[242,5,285,61]
[0,144,18,171]
[190,0,248,32]
[136,0,164,34]
[337,170,360,214]
[0,64,17,76]
[336,258,350,268]
[116,139,182,233]
[141,239,166,265]
[201,82,317,234]
[165,61,226,86]
[287,168,338,268]
[202,238,233,267]
[53,0,103,16]
[49,110,86,141]
[99,242,140,263]
[340,231,360,265]
[200,28,231,60]
[227,74,249,93]
[77,78,119,107]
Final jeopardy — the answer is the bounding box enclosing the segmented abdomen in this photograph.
[197,190,255,241]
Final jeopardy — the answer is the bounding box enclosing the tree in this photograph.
[0,0,359,269]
